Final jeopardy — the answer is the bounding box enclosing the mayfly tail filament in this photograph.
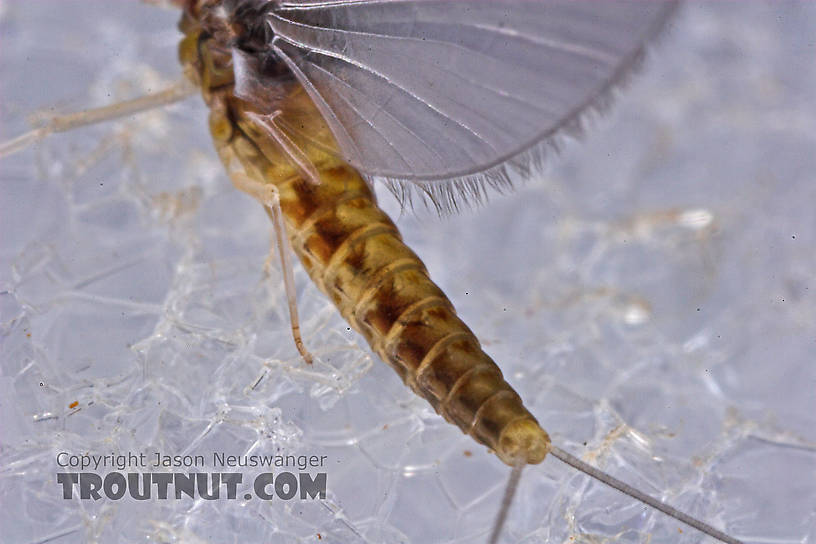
[489,460,525,544]
[548,446,744,544]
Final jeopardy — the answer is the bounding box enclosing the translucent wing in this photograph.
[266,0,677,205]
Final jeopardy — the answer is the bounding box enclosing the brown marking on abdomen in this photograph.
[201,78,551,466]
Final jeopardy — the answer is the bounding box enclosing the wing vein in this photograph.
[267,13,498,152]
[308,63,449,168]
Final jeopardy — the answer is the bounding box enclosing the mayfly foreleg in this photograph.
[0,79,196,159]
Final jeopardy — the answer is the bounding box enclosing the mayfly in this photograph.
[0,1,758,542]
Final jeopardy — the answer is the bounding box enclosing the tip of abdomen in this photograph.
[497,418,551,466]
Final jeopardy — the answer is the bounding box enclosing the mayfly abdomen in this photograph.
[214,100,550,465]
[283,165,550,465]
[179,4,550,465]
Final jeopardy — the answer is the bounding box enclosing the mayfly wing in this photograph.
[267,0,678,203]
[231,48,345,187]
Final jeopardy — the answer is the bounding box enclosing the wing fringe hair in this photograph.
[379,2,681,216]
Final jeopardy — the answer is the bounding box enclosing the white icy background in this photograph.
[1,2,815,543]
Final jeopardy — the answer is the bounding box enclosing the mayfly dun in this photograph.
[2,1,814,544]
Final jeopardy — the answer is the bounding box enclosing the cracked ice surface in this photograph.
[1,2,815,543]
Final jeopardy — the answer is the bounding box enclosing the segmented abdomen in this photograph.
[206,86,550,466]
[280,163,552,465]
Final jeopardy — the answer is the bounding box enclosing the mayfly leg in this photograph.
[265,189,315,365]
[225,164,315,365]
[0,80,196,159]
[0,80,317,367]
